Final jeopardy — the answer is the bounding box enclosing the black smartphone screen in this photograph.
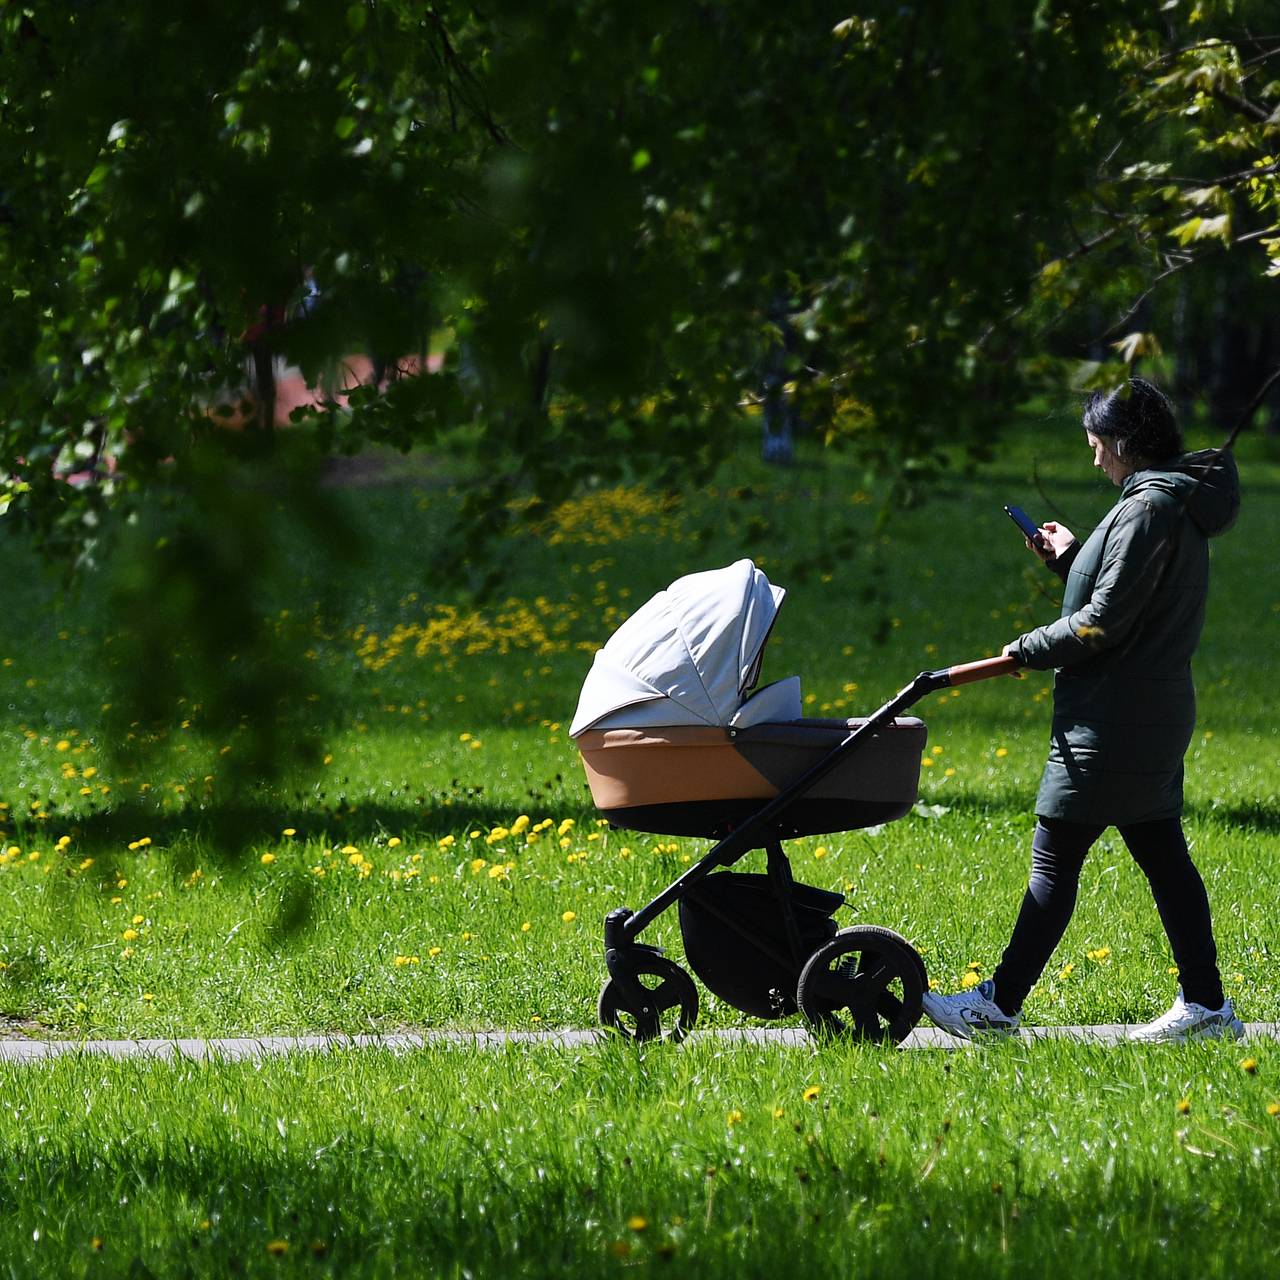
[1004,505,1041,541]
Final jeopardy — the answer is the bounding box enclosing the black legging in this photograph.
[990,817,1225,1015]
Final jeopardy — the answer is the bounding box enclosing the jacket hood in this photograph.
[1123,447,1240,537]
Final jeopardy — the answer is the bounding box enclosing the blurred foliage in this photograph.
[1,0,1277,823]
[1022,2,1280,424]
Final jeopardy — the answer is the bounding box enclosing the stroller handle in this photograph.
[945,655,1022,686]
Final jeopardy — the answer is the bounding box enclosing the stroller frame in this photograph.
[597,657,1018,1043]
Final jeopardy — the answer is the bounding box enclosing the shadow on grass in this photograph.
[1186,798,1280,834]
[0,1123,1267,1279]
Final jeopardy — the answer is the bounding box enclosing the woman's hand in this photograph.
[1026,520,1075,562]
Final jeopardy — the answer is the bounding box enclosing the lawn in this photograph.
[0,415,1277,1276]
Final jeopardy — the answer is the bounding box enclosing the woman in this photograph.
[923,378,1244,1042]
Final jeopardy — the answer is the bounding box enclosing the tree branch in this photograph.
[1209,85,1271,123]
[1223,364,1280,449]
[424,7,510,146]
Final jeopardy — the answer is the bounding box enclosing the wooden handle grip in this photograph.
[946,655,1022,686]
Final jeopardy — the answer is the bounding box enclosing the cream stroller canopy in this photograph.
[569,559,802,738]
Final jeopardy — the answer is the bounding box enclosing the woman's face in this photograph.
[1086,431,1133,487]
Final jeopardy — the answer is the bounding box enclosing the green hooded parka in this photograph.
[1012,449,1240,825]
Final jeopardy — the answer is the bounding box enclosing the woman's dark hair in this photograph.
[1082,377,1182,462]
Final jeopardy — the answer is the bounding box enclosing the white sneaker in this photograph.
[922,979,1021,1040]
[1127,989,1245,1043]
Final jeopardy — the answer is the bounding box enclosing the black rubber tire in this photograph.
[598,954,699,1044]
[796,925,926,1044]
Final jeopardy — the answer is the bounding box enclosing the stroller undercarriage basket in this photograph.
[680,871,842,1018]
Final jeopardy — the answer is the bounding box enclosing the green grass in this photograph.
[0,1039,1276,1278]
[0,417,1277,1276]
[0,420,1274,1037]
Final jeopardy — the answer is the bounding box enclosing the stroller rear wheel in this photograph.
[796,925,926,1044]
[598,954,699,1044]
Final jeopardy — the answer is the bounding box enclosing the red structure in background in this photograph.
[56,351,446,487]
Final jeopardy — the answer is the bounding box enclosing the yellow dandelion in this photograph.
[341,844,359,856]
[265,1239,289,1256]
[1176,1098,1191,1114]
[561,910,577,923]
[141,992,154,1002]
[960,971,982,990]
[726,1109,743,1127]
[511,815,530,835]
[1240,1057,1258,1074]
[122,928,139,942]
[813,846,827,859]
[994,747,1009,759]
[428,946,442,957]
[1266,1102,1279,1117]
[282,828,296,837]
[803,1085,821,1103]
[260,853,276,865]
[387,837,402,849]
[772,1106,785,1120]
[627,1216,648,1232]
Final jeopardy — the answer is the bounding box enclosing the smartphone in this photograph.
[1004,504,1045,548]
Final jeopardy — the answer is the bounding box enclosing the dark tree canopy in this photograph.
[2,0,1276,805]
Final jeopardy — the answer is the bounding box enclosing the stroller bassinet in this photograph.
[576,560,936,1039]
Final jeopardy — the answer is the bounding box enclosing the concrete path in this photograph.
[1,1023,1277,1064]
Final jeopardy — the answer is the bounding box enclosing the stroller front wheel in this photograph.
[797,925,926,1045]
[598,955,699,1044]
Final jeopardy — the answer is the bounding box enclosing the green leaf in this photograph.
[1111,332,1162,364]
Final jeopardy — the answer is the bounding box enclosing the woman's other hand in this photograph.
[1027,520,1075,562]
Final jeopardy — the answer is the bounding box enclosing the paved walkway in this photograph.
[1,1023,1277,1063]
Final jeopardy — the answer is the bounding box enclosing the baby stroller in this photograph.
[570,559,1016,1044]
